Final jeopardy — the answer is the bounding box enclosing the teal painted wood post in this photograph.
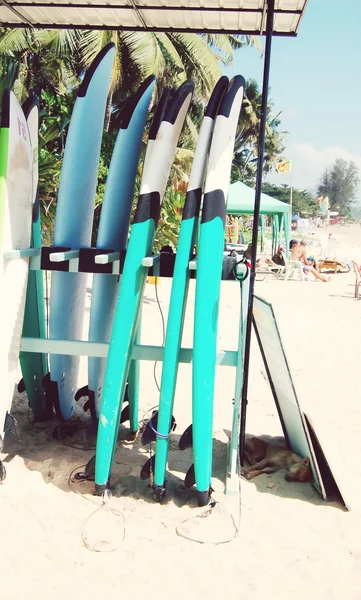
[228,275,250,482]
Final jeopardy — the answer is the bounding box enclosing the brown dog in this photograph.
[242,436,313,483]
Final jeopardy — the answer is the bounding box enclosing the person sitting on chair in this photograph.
[289,239,330,282]
[299,239,317,269]
[245,244,279,270]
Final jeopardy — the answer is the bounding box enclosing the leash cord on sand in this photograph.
[150,278,242,544]
[175,476,242,545]
[68,465,126,552]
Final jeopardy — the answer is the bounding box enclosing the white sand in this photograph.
[1,225,361,599]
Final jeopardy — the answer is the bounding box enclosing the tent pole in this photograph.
[239,0,275,464]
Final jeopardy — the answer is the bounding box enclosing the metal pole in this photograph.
[289,167,293,233]
[239,0,275,463]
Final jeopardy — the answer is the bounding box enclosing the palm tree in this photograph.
[231,78,285,184]
[0,28,261,124]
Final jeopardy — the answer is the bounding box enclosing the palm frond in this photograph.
[36,29,81,56]
[170,33,221,94]
[0,28,33,55]
[79,30,114,67]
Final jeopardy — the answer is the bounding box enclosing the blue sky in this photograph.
[224,0,361,203]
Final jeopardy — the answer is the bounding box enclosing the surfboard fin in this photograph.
[42,373,61,419]
[4,412,19,437]
[184,463,196,488]
[184,465,211,506]
[73,455,96,482]
[76,383,130,424]
[120,404,130,424]
[17,378,26,393]
[74,385,97,422]
[141,411,176,446]
[179,424,193,450]
[140,454,155,480]
[74,385,89,402]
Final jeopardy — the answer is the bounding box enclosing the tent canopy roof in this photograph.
[0,1,308,35]
[227,180,289,216]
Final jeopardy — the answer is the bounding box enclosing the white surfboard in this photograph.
[0,89,33,448]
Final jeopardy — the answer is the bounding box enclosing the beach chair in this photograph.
[283,253,306,282]
[352,261,361,299]
[255,263,286,282]
[318,259,350,274]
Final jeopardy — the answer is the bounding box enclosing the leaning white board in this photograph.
[0,90,33,444]
[252,295,326,499]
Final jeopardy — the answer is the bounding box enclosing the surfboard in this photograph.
[47,43,115,421]
[0,89,33,452]
[73,75,156,423]
[139,76,229,501]
[18,96,50,421]
[122,87,171,434]
[185,76,245,506]
[94,80,194,495]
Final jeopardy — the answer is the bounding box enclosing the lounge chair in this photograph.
[255,262,286,282]
[318,259,351,274]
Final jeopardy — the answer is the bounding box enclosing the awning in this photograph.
[0,1,308,35]
[227,180,290,217]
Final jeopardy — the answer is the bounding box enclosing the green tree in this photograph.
[317,158,360,215]
[231,79,286,185]
[262,183,319,217]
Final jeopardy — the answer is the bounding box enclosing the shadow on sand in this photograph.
[2,395,344,510]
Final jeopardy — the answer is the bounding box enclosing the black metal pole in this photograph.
[239,0,275,463]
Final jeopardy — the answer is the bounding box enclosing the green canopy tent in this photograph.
[226,180,290,255]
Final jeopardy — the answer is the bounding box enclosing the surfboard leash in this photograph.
[175,477,241,545]
[152,276,166,391]
[68,463,126,552]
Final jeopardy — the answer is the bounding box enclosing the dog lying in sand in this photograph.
[242,436,313,483]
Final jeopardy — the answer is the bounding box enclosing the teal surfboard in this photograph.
[140,77,229,501]
[18,96,50,421]
[185,76,245,506]
[47,43,115,421]
[95,81,194,495]
[119,87,171,433]
[0,90,33,456]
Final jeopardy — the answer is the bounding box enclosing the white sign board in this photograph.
[252,295,325,499]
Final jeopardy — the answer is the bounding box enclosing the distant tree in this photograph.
[317,158,360,215]
[262,183,319,217]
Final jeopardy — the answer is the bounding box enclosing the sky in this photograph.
[224,0,361,203]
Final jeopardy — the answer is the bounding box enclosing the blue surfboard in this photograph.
[47,43,115,421]
[76,76,156,421]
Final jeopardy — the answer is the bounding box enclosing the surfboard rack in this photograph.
[4,248,40,259]
[16,245,249,497]
[23,247,244,281]
[49,250,80,262]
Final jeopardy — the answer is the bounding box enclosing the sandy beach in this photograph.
[1,224,361,599]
